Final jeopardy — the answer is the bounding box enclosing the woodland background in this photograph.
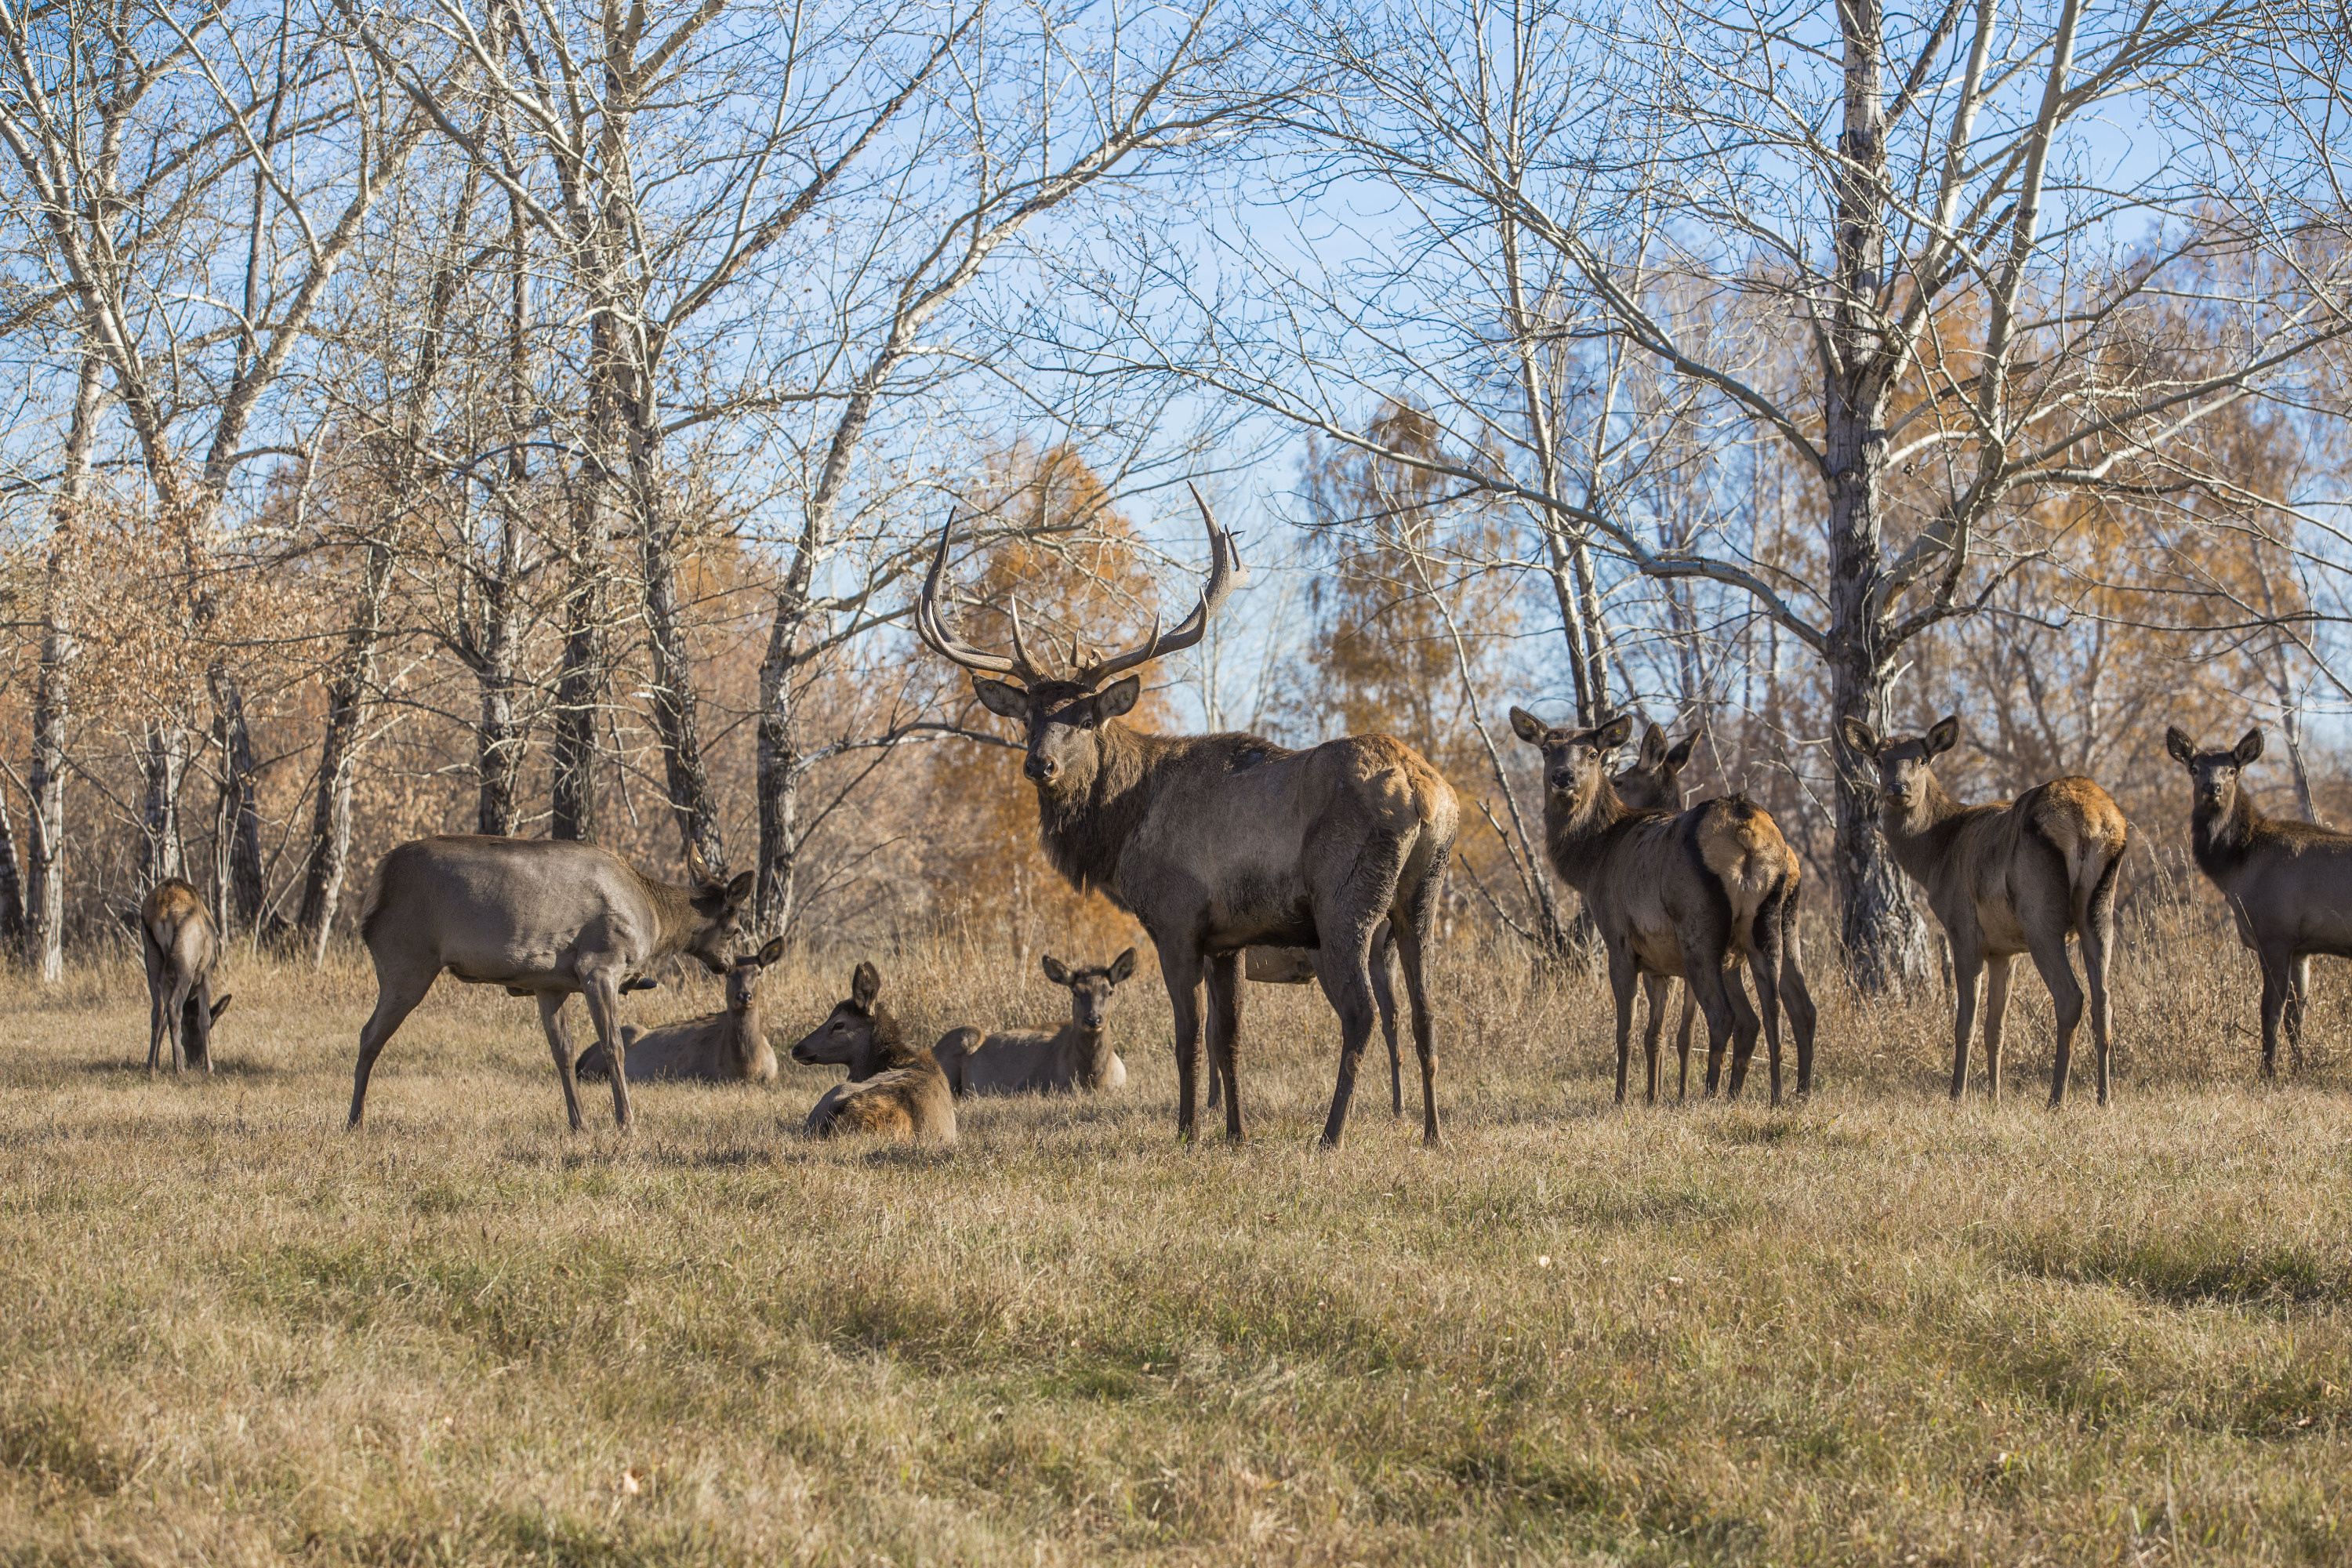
[2,0,2350,988]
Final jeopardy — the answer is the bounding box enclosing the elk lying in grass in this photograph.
[1610,725,1817,1101]
[1844,715,2128,1107]
[139,879,232,1074]
[1512,710,1806,1105]
[575,936,785,1085]
[1234,923,1404,1116]
[791,962,957,1143]
[935,949,1134,1097]
[348,837,754,1131]
[2165,724,2352,1076]
[920,492,1457,1148]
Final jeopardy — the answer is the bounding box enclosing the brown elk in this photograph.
[935,949,1135,1096]
[1511,710,1806,1105]
[917,492,1457,1147]
[347,837,755,1131]
[790,962,957,1143]
[2165,724,2352,1076]
[1842,715,2128,1106]
[1235,927,1403,1116]
[139,879,233,1074]
[1610,724,1817,1101]
[575,936,786,1085]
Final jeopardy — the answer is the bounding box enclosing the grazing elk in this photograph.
[347,837,754,1131]
[1512,710,1807,1105]
[1610,724,1817,1102]
[1234,925,1404,1116]
[790,962,957,1143]
[919,492,1457,1148]
[2165,725,2352,1076]
[1842,715,2129,1107]
[139,878,233,1074]
[935,949,1135,1097]
[575,936,786,1085]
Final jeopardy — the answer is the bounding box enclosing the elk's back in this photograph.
[362,836,660,987]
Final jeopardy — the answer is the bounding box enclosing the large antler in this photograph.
[1069,482,1240,689]
[914,508,1044,684]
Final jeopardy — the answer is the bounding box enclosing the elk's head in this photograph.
[918,485,1240,795]
[1509,709,1635,812]
[789,960,887,1073]
[2165,724,2262,818]
[724,935,788,1014]
[1841,714,1958,819]
[1613,723,1697,811]
[1042,947,1138,1032]
[681,845,757,976]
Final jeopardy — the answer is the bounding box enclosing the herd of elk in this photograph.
[935,949,1135,1097]
[1843,716,2129,1107]
[917,488,1457,1149]
[107,480,2341,1134]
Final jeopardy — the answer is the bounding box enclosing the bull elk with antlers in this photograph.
[918,489,1457,1147]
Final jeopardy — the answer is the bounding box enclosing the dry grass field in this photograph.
[2,907,2350,1566]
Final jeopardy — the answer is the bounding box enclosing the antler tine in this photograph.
[1073,481,1241,688]
[914,506,1025,681]
[1008,597,1040,681]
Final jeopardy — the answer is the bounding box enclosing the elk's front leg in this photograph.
[539,992,588,1133]
[579,972,633,1130]
[1606,947,1639,1105]
[1157,943,1207,1140]
[1947,933,1984,1103]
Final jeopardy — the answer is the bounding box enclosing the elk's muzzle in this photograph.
[1025,756,1061,783]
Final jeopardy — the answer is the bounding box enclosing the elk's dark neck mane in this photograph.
[1879,769,1976,884]
[861,1006,929,1071]
[2191,783,2265,880]
[1033,723,1184,908]
[1542,777,1647,889]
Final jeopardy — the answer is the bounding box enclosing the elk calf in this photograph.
[936,949,1135,1096]
[2165,725,2352,1076]
[348,837,754,1132]
[576,937,785,1085]
[140,879,232,1074]
[1611,725,1817,1101]
[790,962,957,1144]
[1237,922,1403,1115]
[1512,710,1806,1105]
[1844,716,2128,1106]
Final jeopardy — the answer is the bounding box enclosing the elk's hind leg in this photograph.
[2081,852,2123,1103]
[1780,910,1819,1097]
[1205,951,1245,1142]
[1639,972,1671,1104]
[1371,926,1403,1116]
[1389,885,1443,1147]
[2022,920,2085,1109]
[1311,915,1387,1149]
[1742,890,1787,1106]
[348,964,436,1130]
[143,936,170,1076]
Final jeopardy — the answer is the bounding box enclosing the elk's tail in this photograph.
[2028,778,2130,931]
[1695,796,1794,935]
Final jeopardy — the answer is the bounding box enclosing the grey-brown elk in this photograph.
[347,837,754,1131]
[790,961,957,1144]
[575,936,786,1086]
[1610,724,1817,1101]
[919,491,1457,1147]
[2165,724,2352,1077]
[935,949,1134,1096]
[1511,710,1809,1105]
[1843,716,2129,1106]
[139,879,232,1074]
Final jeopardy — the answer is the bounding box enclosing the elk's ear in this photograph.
[1594,713,1636,752]
[1508,706,1545,744]
[2165,725,2197,766]
[724,869,755,905]
[1108,947,1138,984]
[1666,734,1698,771]
[851,961,881,1011]
[1839,716,1881,758]
[1638,724,1668,770]
[973,678,1028,720]
[757,935,786,967]
[2234,727,2265,767]
[1924,716,1961,757]
[209,994,233,1022]
[686,843,711,884]
[1095,675,1142,720]
[1040,954,1072,985]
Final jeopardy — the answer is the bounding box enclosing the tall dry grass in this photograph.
[0,899,2347,1565]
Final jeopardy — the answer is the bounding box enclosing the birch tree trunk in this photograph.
[27,354,99,979]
